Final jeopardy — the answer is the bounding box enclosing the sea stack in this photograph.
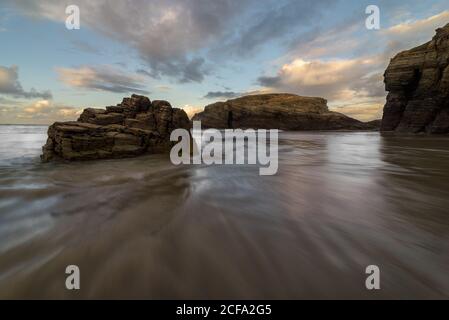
[41,94,190,162]
[381,23,449,133]
[193,93,379,130]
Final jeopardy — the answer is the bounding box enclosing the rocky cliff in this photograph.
[382,23,449,133]
[193,94,379,130]
[41,94,190,161]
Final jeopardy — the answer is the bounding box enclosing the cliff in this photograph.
[193,94,379,130]
[381,23,449,133]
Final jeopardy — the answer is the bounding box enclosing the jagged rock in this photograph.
[106,106,125,113]
[152,100,172,109]
[41,94,190,162]
[192,93,379,130]
[381,23,449,133]
[77,108,106,122]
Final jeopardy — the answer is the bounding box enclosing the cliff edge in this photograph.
[382,23,449,133]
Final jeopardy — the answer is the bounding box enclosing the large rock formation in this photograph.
[41,95,190,161]
[193,94,379,130]
[382,23,449,133]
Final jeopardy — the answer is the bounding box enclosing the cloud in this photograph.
[293,10,449,64]
[203,88,275,100]
[258,58,381,100]
[177,57,207,83]
[380,10,449,60]
[286,18,363,60]
[22,100,82,120]
[9,0,254,82]
[56,65,149,94]
[385,10,449,36]
[203,91,240,99]
[215,0,335,58]
[9,0,339,82]
[0,65,52,99]
[0,99,83,124]
[155,85,172,92]
[136,69,153,77]
[23,99,51,113]
[137,58,207,83]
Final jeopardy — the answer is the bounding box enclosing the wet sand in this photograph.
[0,125,448,299]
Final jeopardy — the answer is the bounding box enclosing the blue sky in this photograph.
[0,0,448,124]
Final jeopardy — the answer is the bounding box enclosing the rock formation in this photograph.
[382,23,449,133]
[193,94,379,130]
[41,95,190,161]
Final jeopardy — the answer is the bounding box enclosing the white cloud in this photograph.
[56,65,149,94]
[385,10,449,36]
[155,85,172,92]
[258,58,381,101]
[0,100,83,124]
[380,10,449,60]
[23,100,51,113]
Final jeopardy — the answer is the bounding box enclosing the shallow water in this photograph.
[0,125,448,299]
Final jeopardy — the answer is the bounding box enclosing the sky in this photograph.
[0,0,448,124]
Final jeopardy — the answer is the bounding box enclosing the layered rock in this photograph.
[41,95,190,161]
[193,94,379,130]
[382,23,449,133]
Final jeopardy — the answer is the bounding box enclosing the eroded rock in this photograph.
[41,94,190,162]
[381,23,449,133]
[192,93,379,130]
